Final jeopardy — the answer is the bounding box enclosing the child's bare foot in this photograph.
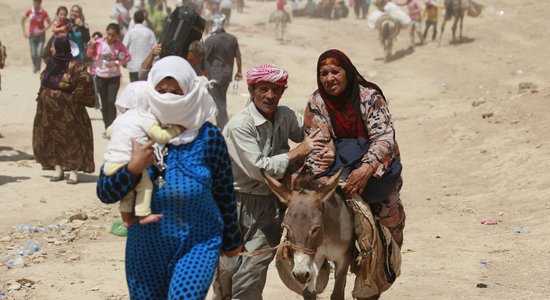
[138,214,163,225]
[121,212,138,228]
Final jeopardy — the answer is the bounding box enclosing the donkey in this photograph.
[263,169,354,300]
[439,0,471,45]
[269,10,291,41]
[377,16,400,62]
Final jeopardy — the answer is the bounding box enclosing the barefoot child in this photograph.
[52,6,70,37]
[103,81,183,227]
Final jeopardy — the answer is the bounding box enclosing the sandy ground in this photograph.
[1,0,550,299]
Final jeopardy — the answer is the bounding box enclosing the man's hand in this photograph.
[300,128,327,155]
[288,128,327,164]
[312,146,335,173]
[151,43,162,58]
[343,163,374,197]
[234,71,242,81]
[127,139,155,177]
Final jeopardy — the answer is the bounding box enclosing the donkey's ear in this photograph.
[262,169,293,205]
[316,168,343,203]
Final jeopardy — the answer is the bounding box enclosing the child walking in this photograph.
[423,0,438,42]
[103,81,183,227]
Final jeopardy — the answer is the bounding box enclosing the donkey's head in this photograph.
[263,169,342,285]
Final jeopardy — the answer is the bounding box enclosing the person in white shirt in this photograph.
[110,0,132,36]
[123,10,157,82]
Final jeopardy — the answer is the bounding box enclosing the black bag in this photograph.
[159,6,205,58]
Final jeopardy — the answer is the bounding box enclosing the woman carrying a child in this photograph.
[103,80,183,227]
[67,5,90,62]
[96,56,242,299]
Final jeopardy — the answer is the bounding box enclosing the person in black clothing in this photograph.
[204,14,242,130]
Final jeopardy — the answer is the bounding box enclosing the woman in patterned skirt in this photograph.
[33,36,95,184]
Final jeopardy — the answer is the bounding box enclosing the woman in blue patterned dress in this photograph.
[97,56,242,300]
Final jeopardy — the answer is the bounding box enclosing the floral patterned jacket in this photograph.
[303,85,400,178]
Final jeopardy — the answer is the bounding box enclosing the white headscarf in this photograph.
[147,56,217,145]
[115,81,150,114]
[210,13,226,35]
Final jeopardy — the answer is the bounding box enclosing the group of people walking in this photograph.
[94,48,406,299]
[27,0,243,184]
[23,1,406,299]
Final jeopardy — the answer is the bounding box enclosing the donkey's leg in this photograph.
[460,12,464,41]
[438,20,447,46]
[330,257,351,300]
[452,16,459,42]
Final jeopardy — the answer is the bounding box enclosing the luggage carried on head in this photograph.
[159,6,206,59]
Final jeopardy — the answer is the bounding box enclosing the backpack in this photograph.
[0,40,6,69]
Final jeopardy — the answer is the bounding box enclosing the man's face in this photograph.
[33,0,41,10]
[249,82,285,121]
[185,52,202,68]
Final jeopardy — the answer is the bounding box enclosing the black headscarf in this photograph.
[316,49,385,138]
[41,37,74,89]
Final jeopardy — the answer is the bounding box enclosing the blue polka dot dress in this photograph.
[97,122,241,300]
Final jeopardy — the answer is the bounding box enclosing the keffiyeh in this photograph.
[246,64,288,87]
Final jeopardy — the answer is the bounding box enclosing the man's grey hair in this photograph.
[188,40,206,57]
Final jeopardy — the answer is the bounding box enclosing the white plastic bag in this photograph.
[367,10,386,30]
[384,2,411,25]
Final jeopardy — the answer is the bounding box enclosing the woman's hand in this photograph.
[221,245,243,257]
[73,17,83,27]
[127,139,155,178]
[343,163,375,197]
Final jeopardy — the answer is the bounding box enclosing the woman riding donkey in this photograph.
[303,49,405,299]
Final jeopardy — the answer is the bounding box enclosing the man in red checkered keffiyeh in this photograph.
[246,64,288,87]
